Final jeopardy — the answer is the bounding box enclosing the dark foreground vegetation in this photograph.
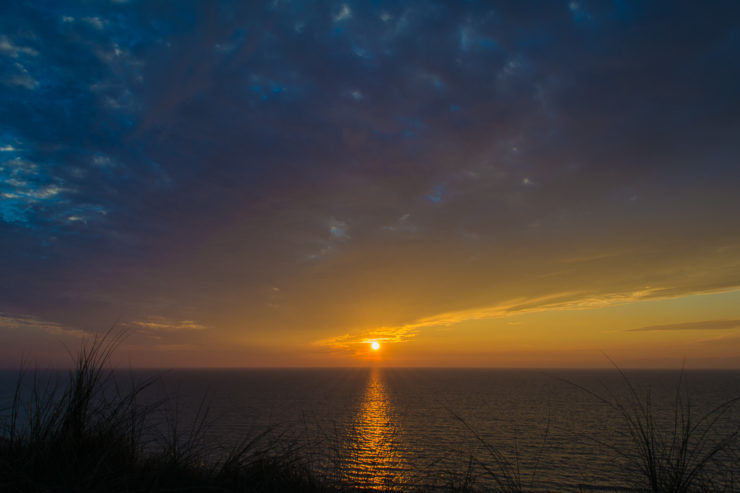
[0,333,326,493]
[1,333,739,492]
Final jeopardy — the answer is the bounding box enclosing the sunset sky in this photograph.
[1,1,740,368]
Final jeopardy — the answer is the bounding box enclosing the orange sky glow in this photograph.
[2,2,740,369]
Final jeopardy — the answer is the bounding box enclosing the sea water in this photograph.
[1,368,739,491]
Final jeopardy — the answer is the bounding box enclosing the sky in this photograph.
[1,1,740,368]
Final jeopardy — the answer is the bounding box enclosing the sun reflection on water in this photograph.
[343,368,407,489]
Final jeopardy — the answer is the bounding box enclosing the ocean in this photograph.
[2,368,739,491]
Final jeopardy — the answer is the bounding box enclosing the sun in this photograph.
[370,341,380,351]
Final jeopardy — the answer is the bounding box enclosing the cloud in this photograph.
[127,317,207,333]
[316,285,740,352]
[628,320,740,332]
[1,1,740,366]
[5,63,38,89]
[82,16,106,30]
[398,287,680,331]
[333,5,351,23]
[0,35,38,58]
[698,335,740,345]
[312,289,651,350]
[0,313,87,338]
[0,157,71,223]
[329,219,349,240]
[315,324,418,351]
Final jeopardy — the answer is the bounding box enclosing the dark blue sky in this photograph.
[2,1,740,366]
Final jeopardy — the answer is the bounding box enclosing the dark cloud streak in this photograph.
[629,320,740,332]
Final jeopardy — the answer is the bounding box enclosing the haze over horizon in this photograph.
[1,1,740,368]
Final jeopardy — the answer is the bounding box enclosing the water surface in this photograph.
[2,368,739,491]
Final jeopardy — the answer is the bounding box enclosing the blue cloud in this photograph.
[0,0,738,331]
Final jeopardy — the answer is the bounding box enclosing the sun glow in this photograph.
[370,341,380,351]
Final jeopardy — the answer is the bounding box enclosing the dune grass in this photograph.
[446,409,550,493]
[0,331,326,493]
[1,334,739,492]
[559,362,740,493]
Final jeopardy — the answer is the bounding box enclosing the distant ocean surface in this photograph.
[2,368,739,491]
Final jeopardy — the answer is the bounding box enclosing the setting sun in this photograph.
[371,341,380,351]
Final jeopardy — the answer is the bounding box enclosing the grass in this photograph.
[0,331,326,493]
[558,361,740,493]
[1,335,739,492]
[447,409,550,493]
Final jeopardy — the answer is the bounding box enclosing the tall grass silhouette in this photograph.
[561,361,740,493]
[2,334,739,492]
[0,330,322,492]
[446,408,550,493]
[1,330,154,491]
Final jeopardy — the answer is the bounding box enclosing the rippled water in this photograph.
[2,368,739,491]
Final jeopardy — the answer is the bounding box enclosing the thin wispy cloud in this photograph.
[0,313,87,339]
[316,324,418,351]
[317,285,740,352]
[127,317,207,333]
[698,335,740,345]
[629,320,740,332]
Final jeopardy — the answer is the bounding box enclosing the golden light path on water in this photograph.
[343,368,408,489]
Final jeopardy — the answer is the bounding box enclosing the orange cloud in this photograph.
[315,285,740,351]
[629,319,740,332]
